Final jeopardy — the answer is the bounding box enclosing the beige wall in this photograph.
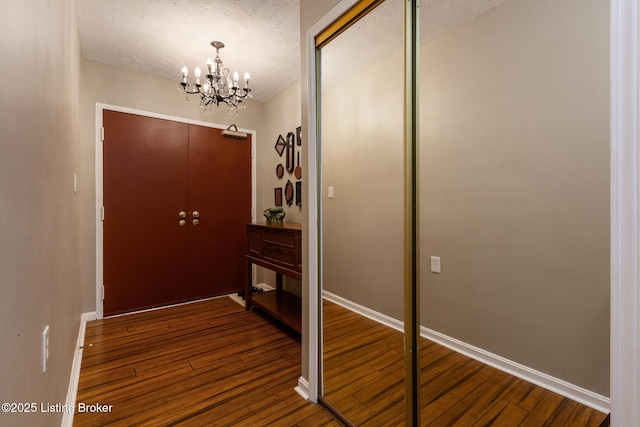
[260,81,303,224]
[80,60,267,312]
[0,0,83,425]
[321,48,405,319]
[256,81,303,291]
[318,0,609,396]
[420,0,609,395]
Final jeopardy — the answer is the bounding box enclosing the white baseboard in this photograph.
[256,282,276,292]
[322,291,610,414]
[61,311,96,427]
[295,376,311,401]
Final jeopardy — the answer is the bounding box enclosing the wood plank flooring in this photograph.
[74,297,339,427]
[322,300,608,427]
[75,296,608,426]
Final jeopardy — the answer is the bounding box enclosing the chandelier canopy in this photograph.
[180,41,251,112]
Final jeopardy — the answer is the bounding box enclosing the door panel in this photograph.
[187,125,252,299]
[103,111,190,316]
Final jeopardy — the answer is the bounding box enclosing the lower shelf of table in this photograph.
[248,290,301,333]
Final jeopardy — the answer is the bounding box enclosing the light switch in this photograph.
[430,256,441,274]
[328,186,334,199]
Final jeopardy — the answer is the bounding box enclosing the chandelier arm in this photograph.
[179,40,252,112]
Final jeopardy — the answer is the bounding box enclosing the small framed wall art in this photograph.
[285,132,295,174]
[274,134,286,157]
[285,180,294,206]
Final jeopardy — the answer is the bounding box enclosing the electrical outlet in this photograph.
[42,325,49,373]
[430,256,441,274]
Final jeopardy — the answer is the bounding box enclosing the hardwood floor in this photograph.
[322,300,608,427]
[75,296,607,426]
[74,297,339,427]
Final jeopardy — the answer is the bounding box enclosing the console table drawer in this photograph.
[263,245,296,269]
[263,229,296,248]
[247,228,261,256]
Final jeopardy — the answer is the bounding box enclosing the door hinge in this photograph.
[251,146,255,159]
[101,206,105,221]
[101,285,105,300]
[251,207,255,219]
[100,127,105,142]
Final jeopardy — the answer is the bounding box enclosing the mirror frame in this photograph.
[307,0,421,424]
[305,1,640,426]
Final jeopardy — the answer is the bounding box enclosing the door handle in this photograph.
[192,211,200,219]
[179,211,187,219]
[179,219,187,227]
[192,219,200,226]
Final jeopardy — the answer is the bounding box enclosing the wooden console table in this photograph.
[245,222,302,333]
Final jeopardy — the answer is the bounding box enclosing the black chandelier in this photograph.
[180,41,251,112]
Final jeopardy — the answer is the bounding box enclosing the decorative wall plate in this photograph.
[296,181,302,207]
[296,126,302,146]
[274,188,283,206]
[276,164,284,179]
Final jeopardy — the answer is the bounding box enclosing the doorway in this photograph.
[96,105,256,318]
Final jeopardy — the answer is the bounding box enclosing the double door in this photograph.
[102,110,251,316]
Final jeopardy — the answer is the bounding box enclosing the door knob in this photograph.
[192,219,200,226]
[192,211,200,218]
[179,211,187,219]
[179,219,187,227]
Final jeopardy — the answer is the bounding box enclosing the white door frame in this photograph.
[94,103,257,319]
[610,1,639,425]
[303,0,363,403]
[305,1,640,425]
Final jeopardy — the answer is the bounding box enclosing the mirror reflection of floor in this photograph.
[322,300,607,426]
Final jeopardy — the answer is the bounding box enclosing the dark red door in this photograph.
[103,111,190,316]
[187,125,252,299]
[103,110,251,316]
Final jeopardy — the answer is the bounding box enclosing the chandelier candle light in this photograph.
[180,41,251,112]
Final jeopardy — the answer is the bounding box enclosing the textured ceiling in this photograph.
[321,0,507,88]
[76,0,301,102]
[76,0,506,103]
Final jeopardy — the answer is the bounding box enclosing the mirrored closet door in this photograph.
[315,0,611,425]
[317,0,411,424]
[418,0,610,423]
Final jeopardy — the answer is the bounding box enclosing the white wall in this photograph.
[0,0,83,425]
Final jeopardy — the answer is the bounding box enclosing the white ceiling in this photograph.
[76,0,506,103]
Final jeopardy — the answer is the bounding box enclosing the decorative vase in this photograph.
[264,207,285,224]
